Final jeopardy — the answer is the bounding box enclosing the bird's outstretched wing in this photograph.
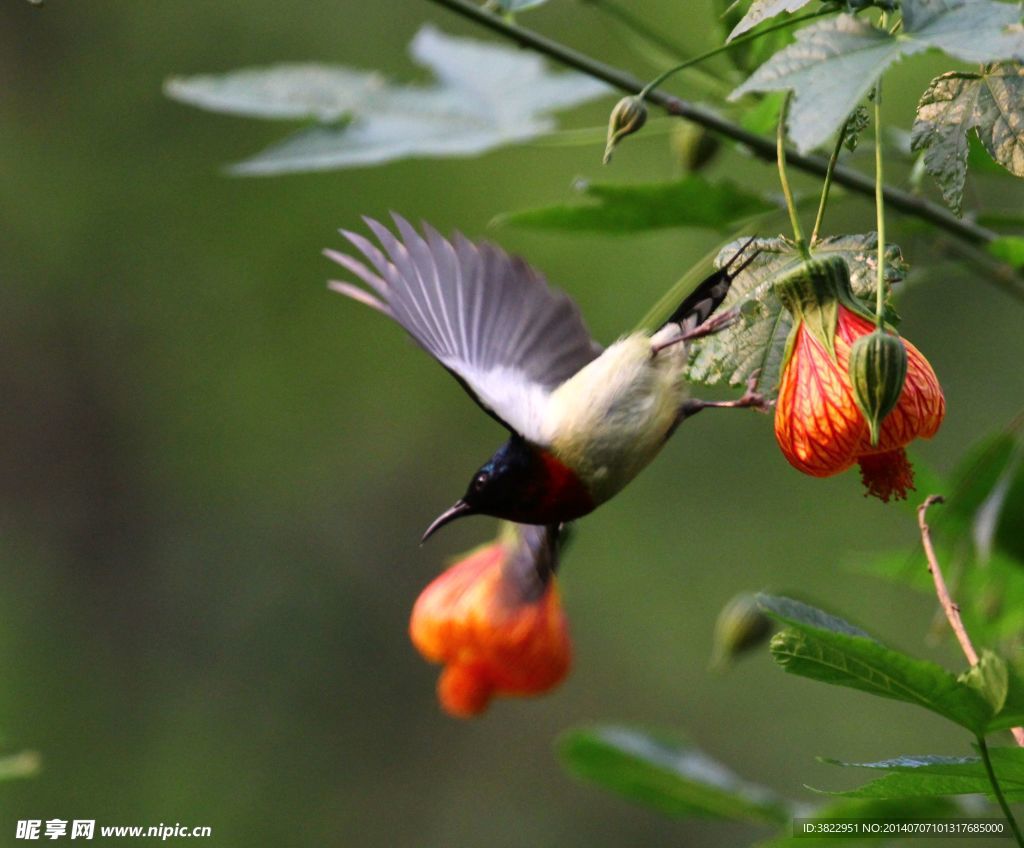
[326,215,602,441]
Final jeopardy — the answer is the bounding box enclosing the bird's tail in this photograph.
[661,237,760,334]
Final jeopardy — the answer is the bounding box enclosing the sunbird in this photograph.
[327,215,762,542]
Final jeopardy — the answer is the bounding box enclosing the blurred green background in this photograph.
[2,1,1023,845]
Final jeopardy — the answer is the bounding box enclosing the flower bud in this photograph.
[710,593,773,669]
[603,96,647,164]
[848,329,908,447]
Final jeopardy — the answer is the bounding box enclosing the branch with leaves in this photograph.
[164,0,1024,304]
[421,0,1024,283]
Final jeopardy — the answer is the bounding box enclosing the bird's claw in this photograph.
[736,370,773,414]
[679,306,739,343]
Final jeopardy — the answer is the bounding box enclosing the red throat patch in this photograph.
[536,450,595,523]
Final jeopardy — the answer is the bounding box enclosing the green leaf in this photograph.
[989,236,1024,268]
[757,594,995,732]
[165,25,607,175]
[493,176,774,233]
[731,2,1024,153]
[730,15,899,152]
[682,233,904,392]
[900,0,1024,62]
[820,749,1024,800]
[912,65,1024,216]
[727,0,816,41]
[558,726,792,824]
[164,67,381,122]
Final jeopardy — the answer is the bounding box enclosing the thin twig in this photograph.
[918,495,1024,747]
[919,496,979,664]
[424,0,1024,304]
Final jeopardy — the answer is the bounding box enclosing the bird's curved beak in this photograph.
[420,499,475,544]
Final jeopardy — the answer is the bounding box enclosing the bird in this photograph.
[326,215,762,543]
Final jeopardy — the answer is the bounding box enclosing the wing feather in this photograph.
[327,214,601,440]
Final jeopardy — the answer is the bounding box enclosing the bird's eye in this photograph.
[472,472,489,492]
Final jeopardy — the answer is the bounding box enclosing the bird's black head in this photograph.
[421,437,548,543]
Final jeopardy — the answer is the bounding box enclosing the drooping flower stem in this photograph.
[873,78,886,328]
[810,115,852,245]
[635,8,833,102]
[777,92,810,259]
[978,735,1024,847]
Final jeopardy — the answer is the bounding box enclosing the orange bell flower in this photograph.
[773,256,945,501]
[409,523,571,718]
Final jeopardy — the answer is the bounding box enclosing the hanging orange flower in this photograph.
[773,256,945,501]
[409,523,571,718]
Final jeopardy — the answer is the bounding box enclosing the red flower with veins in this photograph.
[409,523,570,717]
[773,256,945,501]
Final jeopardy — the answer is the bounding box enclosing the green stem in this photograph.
[777,93,809,258]
[637,8,832,100]
[423,0,1024,303]
[874,79,886,327]
[810,116,850,245]
[978,735,1024,847]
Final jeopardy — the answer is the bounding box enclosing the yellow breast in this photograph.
[543,333,687,503]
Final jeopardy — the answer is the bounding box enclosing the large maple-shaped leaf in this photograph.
[912,64,1024,215]
[730,0,1024,152]
[683,234,905,393]
[164,25,607,175]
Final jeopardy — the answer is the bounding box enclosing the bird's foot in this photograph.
[652,307,741,357]
[732,370,773,414]
[679,306,740,343]
[683,371,774,416]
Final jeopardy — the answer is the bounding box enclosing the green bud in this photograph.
[848,329,908,447]
[603,96,647,164]
[710,593,773,670]
[670,120,720,172]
